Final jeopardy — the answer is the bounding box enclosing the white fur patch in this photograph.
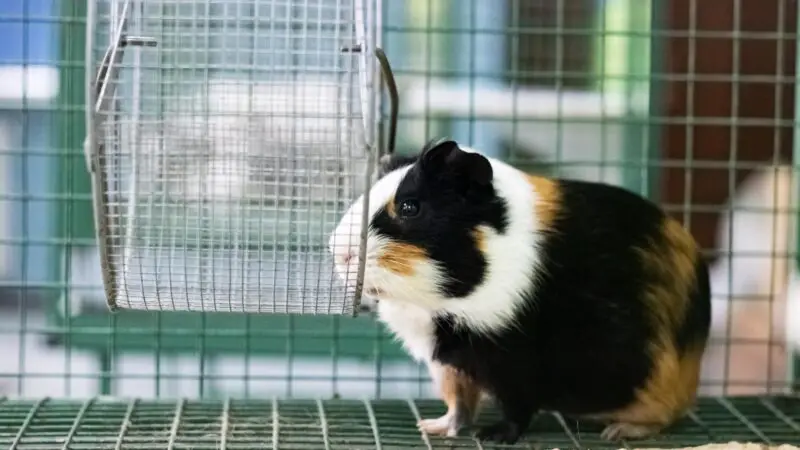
[437,147,543,333]
[328,145,546,357]
[377,300,436,362]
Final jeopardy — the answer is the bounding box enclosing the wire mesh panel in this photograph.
[1,0,798,417]
[0,397,799,449]
[86,0,381,314]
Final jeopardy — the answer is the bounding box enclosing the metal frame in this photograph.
[84,0,156,311]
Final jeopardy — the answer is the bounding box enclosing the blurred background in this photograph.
[0,0,798,400]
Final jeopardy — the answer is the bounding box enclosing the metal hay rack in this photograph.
[84,0,399,316]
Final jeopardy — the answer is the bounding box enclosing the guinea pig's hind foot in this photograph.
[600,422,662,441]
[475,421,524,444]
[417,413,460,437]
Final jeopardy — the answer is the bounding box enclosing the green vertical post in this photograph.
[594,0,663,198]
[52,0,83,325]
[595,0,659,197]
[56,0,112,395]
[621,0,658,198]
[56,1,93,244]
[55,0,93,281]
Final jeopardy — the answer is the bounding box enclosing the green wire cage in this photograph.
[0,0,798,448]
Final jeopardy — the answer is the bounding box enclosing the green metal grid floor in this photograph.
[0,396,797,449]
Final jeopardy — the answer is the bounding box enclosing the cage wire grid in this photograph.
[0,397,798,449]
[87,0,380,315]
[0,0,799,448]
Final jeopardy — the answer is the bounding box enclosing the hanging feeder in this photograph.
[84,0,398,315]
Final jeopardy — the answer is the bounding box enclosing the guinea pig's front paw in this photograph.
[417,414,458,437]
[475,420,523,444]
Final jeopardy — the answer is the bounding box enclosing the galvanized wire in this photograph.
[0,397,797,449]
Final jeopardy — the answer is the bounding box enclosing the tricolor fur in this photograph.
[328,140,712,444]
[329,140,544,333]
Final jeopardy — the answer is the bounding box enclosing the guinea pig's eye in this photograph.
[397,199,420,218]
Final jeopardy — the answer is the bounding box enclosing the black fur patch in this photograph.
[431,179,712,442]
[370,142,509,298]
[675,256,712,355]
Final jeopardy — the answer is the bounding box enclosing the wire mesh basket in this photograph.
[84,0,392,315]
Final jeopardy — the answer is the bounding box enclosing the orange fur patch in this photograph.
[592,216,705,429]
[590,342,705,428]
[526,175,562,232]
[638,217,701,336]
[439,365,483,423]
[377,242,427,276]
[386,197,397,219]
[471,227,488,254]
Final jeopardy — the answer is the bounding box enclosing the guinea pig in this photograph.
[327,139,711,444]
[330,140,487,437]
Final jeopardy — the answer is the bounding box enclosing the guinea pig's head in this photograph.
[328,139,512,312]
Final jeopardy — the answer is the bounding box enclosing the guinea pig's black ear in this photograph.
[457,151,493,186]
[420,140,493,186]
[420,139,460,172]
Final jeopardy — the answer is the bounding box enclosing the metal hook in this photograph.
[373,47,398,155]
[342,45,399,156]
